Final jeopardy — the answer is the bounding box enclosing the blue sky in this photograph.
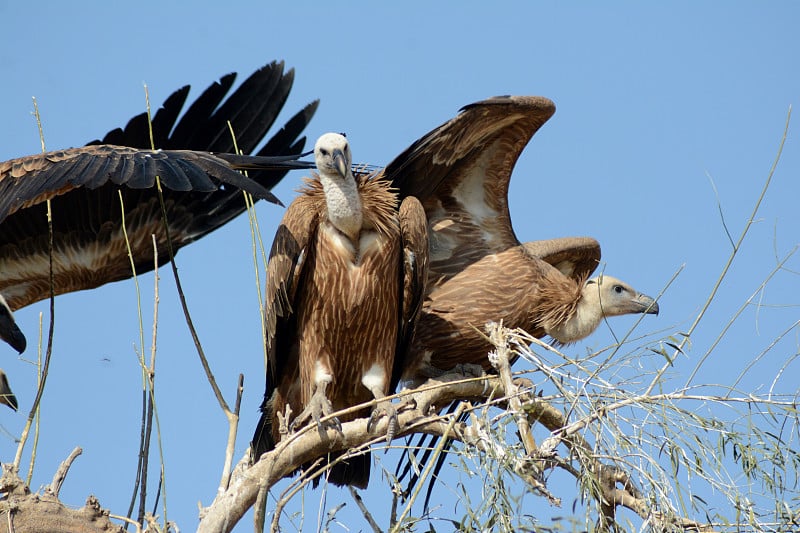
[2,2,799,531]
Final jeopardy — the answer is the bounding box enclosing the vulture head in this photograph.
[314,132,351,181]
[547,275,659,345]
[314,132,361,242]
[0,295,26,354]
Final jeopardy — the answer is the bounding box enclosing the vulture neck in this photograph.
[547,284,604,344]
[320,172,363,243]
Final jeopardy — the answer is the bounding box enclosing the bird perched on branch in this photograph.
[377,96,659,504]
[0,61,318,351]
[251,133,428,489]
[381,95,659,381]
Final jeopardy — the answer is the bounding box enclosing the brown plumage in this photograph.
[381,96,659,380]
[251,133,428,489]
[0,62,317,334]
[378,96,660,504]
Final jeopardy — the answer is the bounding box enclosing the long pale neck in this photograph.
[547,288,604,344]
[320,172,362,241]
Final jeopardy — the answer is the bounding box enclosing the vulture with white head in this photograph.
[0,62,318,350]
[376,96,659,502]
[381,95,659,380]
[251,133,428,489]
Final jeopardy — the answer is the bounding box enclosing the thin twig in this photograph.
[46,447,83,498]
[14,97,56,478]
[348,487,381,533]
[674,106,791,391]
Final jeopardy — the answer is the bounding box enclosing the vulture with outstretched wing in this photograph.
[382,96,659,381]
[379,96,660,504]
[0,62,318,350]
[251,133,428,489]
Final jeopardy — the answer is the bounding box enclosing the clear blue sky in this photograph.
[2,2,798,531]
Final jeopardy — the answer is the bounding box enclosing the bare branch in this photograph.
[46,447,83,498]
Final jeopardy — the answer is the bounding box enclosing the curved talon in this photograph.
[277,404,293,439]
[291,386,341,436]
[368,400,399,443]
[453,363,485,378]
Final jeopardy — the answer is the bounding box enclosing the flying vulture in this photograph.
[0,368,17,411]
[0,61,318,348]
[251,133,429,489]
[381,95,659,381]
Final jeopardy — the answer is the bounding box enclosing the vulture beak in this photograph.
[634,293,659,316]
[0,371,17,411]
[333,149,348,178]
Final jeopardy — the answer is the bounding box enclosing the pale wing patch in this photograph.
[451,167,499,223]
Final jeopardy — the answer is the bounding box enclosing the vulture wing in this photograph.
[522,236,602,281]
[382,95,556,279]
[251,192,319,459]
[390,195,429,393]
[0,61,318,312]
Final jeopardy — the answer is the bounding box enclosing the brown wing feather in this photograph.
[522,236,601,281]
[391,195,429,391]
[0,62,316,313]
[0,146,283,223]
[251,188,319,459]
[382,96,555,279]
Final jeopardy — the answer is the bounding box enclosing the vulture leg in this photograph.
[365,387,399,443]
[290,379,342,435]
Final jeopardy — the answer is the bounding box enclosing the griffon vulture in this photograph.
[379,96,659,502]
[251,133,428,489]
[382,95,659,380]
[0,62,318,350]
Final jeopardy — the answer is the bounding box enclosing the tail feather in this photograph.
[325,451,370,489]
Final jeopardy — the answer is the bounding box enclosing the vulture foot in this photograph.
[291,386,342,437]
[367,399,399,443]
[451,363,486,378]
[276,403,293,440]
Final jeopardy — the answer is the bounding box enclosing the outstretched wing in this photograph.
[0,62,317,311]
[382,96,556,281]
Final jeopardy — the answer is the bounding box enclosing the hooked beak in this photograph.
[333,149,348,178]
[634,293,659,315]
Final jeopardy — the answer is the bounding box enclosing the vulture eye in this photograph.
[613,285,624,294]
[319,148,329,156]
